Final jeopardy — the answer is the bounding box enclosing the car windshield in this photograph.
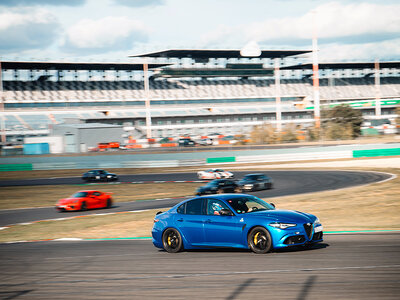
[244,175,260,180]
[226,195,274,214]
[72,192,88,198]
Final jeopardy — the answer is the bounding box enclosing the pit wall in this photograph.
[0,147,399,172]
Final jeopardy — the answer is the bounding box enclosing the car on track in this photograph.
[197,168,234,180]
[55,190,113,212]
[152,194,323,253]
[82,169,118,182]
[238,173,273,191]
[178,138,196,147]
[196,179,242,195]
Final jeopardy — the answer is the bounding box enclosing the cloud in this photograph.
[201,2,400,49]
[62,16,148,55]
[0,9,60,53]
[319,38,400,62]
[0,0,85,6]
[251,2,400,45]
[112,0,165,8]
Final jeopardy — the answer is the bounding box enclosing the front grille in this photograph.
[312,232,323,241]
[284,235,306,245]
[303,223,313,239]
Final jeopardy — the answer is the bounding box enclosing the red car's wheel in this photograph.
[105,198,112,209]
[80,201,87,211]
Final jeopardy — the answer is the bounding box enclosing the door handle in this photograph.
[205,219,212,223]
[177,218,184,222]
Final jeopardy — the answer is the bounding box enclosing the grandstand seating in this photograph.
[2,77,400,105]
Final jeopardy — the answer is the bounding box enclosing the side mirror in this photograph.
[219,209,234,216]
[270,203,275,208]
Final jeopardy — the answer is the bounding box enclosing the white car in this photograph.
[197,169,234,180]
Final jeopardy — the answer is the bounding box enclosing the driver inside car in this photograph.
[210,202,224,215]
[228,199,249,214]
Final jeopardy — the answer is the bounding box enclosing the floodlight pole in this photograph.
[312,11,321,128]
[274,58,282,132]
[374,59,381,117]
[143,61,152,139]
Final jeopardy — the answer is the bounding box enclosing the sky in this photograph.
[0,0,399,63]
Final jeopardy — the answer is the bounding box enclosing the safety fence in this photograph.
[1,147,399,172]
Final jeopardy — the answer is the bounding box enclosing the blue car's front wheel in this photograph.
[248,227,272,254]
[162,228,183,253]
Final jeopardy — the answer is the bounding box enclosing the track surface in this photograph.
[0,170,390,226]
[0,233,399,299]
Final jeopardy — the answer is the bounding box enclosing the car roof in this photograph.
[76,190,99,193]
[172,194,252,210]
[244,173,267,177]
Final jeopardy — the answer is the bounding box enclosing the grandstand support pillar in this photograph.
[374,59,381,117]
[274,58,282,132]
[0,60,5,143]
[143,62,152,139]
[312,10,320,129]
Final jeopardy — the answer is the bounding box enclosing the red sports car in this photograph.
[56,190,113,212]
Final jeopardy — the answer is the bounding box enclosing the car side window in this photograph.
[184,199,204,215]
[177,203,185,214]
[206,199,230,215]
[93,192,101,196]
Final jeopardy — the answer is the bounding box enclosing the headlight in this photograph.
[314,217,321,225]
[269,222,297,229]
[244,184,254,188]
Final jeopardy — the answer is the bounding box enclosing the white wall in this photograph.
[24,136,64,154]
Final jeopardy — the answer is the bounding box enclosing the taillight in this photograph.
[154,219,159,223]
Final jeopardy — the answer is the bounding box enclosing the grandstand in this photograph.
[0,50,399,149]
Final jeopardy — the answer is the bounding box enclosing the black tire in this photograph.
[234,186,242,193]
[162,228,183,253]
[80,201,87,211]
[106,198,112,209]
[248,226,272,254]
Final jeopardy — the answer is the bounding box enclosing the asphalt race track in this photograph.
[0,170,391,226]
[0,170,398,299]
[0,233,399,299]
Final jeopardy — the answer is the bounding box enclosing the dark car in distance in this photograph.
[196,179,242,196]
[82,169,118,182]
[178,138,196,147]
[238,173,273,192]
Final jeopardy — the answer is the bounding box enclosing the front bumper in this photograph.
[273,224,323,249]
[55,204,79,211]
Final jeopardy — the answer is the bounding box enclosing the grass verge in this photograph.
[0,167,399,243]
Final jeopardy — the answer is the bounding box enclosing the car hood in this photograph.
[197,185,215,191]
[57,197,84,204]
[245,209,315,223]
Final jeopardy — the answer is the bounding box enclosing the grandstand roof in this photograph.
[0,61,170,71]
[281,62,400,70]
[131,49,311,59]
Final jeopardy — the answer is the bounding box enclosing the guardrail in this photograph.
[0,147,399,172]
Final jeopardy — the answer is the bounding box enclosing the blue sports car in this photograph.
[152,194,323,254]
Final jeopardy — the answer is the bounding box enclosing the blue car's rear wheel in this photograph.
[162,228,183,253]
[248,227,272,254]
